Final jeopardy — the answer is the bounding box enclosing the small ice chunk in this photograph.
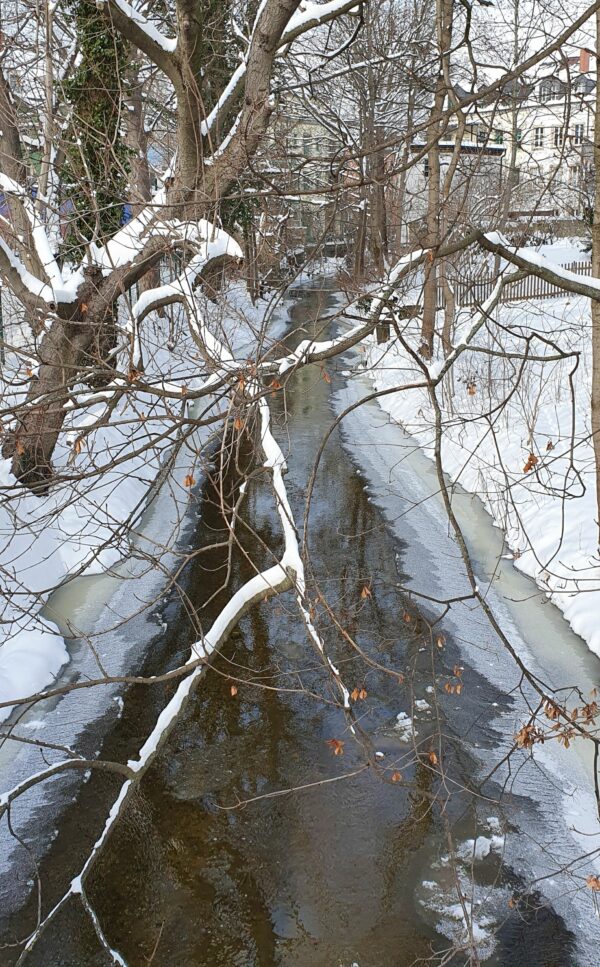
[458,834,505,861]
[395,712,416,741]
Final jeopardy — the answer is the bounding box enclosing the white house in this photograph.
[476,48,596,218]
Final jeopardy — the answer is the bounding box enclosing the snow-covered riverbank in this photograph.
[0,280,290,722]
[364,266,600,662]
[336,364,600,963]
[0,279,299,918]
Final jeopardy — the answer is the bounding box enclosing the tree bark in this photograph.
[5,294,106,490]
[421,0,453,358]
[592,10,600,546]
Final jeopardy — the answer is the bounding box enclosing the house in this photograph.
[476,48,597,218]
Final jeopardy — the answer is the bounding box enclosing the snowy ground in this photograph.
[337,366,600,964]
[365,242,600,661]
[0,277,286,722]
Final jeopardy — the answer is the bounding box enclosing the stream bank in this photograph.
[2,280,599,965]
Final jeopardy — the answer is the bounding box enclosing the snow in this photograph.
[285,0,360,36]
[457,834,505,861]
[366,285,600,660]
[530,239,590,264]
[109,0,177,53]
[394,711,416,741]
[201,63,246,136]
[131,229,243,325]
[0,625,67,724]
[416,822,508,958]
[0,278,280,726]
[93,190,167,273]
[484,232,600,294]
[0,234,56,303]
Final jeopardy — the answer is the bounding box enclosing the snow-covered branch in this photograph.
[478,232,600,302]
[130,228,242,325]
[103,0,179,85]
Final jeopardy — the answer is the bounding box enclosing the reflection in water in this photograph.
[84,284,444,966]
[2,283,578,966]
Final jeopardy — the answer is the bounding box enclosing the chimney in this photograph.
[580,48,591,73]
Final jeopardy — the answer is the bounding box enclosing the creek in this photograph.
[2,280,600,966]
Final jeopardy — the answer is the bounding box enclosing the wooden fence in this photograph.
[438,260,592,309]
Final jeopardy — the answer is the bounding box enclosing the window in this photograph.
[515,128,523,144]
[569,165,582,187]
[303,133,312,158]
[534,127,544,148]
[554,127,564,147]
[539,80,560,102]
[574,123,585,144]
[493,129,504,144]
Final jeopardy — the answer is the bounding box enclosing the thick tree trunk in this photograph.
[4,0,307,491]
[4,271,119,490]
[370,141,388,273]
[440,259,455,356]
[421,148,440,357]
[6,310,95,490]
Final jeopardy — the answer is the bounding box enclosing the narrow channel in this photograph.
[2,281,598,966]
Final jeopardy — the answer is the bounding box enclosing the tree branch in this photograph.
[103,0,180,86]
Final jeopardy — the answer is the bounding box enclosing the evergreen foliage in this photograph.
[61,0,131,255]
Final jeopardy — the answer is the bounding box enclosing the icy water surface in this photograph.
[2,281,596,965]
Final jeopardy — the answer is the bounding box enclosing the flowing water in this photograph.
[2,281,600,966]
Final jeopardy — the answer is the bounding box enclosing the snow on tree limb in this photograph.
[102,0,179,86]
[479,232,600,301]
[130,227,243,325]
[105,0,176,53]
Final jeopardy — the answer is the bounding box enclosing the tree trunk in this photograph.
[370,139,388,272]
[592,10,600,546]
[421,0,453,359]
[244,218,260,304]
[440,259,455,356]
[421,151,440,357]
[4,267,121,490]
[5,304,101,490]
[126,51,163,304]
[354,195,368,279]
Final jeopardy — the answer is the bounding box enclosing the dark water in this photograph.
[1,283,578,966]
